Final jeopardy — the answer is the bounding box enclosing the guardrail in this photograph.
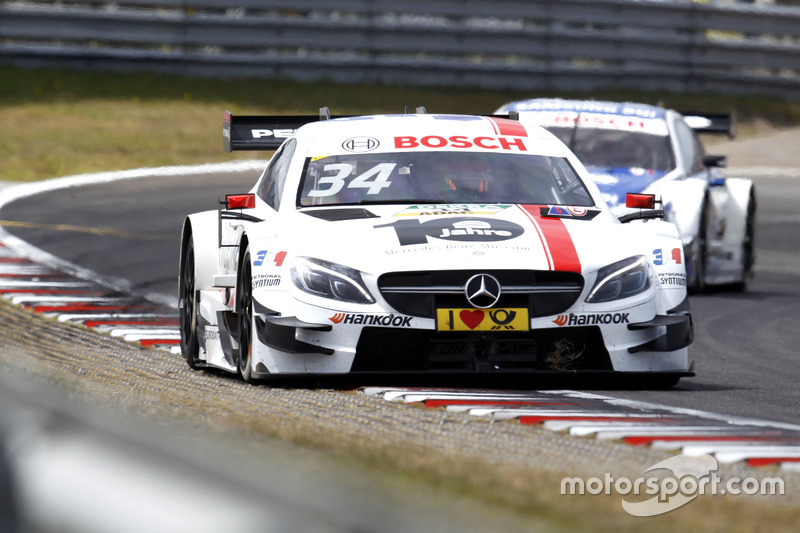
[2,0,800,99]
[0,372,422,533]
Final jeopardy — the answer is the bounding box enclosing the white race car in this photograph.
[179,110,694,385]
[495,99,756,291]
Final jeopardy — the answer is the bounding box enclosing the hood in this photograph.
[284,203,639,277]
[586,165,666,209]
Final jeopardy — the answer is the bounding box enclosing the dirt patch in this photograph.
[705,120,800,169]
[0,299,798,532]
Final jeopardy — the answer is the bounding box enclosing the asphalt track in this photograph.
[1,167,799,426]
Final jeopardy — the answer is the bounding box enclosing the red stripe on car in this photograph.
[517,204,582,273]
[485,116,528,137]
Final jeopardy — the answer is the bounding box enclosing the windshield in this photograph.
[298,151,594,207]
[546,127,675,172]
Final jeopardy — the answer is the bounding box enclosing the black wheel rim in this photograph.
[180,244,198,360]
[743,193,756,276]
[238,255,253,377]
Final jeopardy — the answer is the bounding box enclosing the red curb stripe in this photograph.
[519,415,679,425]
[623,434,799,446]
[746,457,800,467]
[0,289,106,295]
[423,399,579,408]
[84,319,179,328]
[32,304,155,313]
[0,273,63,278]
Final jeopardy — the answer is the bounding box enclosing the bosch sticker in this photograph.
[394,136,527,152]
[342,137,380,153]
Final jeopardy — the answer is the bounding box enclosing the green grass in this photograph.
[2,65,800,182]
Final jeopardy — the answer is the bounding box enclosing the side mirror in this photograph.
[703,156,728,187]
[703,154,727,168]
[619,193,664,223]
[226,194,256,209]
[218,194,261,248]
[625,193,656,209]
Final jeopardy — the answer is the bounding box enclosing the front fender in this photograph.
[181,211,221,292]
[720,177,755,246]
[652,178,708,241]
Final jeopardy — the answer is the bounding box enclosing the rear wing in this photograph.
[223,107,513,151]
[681,111,736,139]
[223,107,341,152]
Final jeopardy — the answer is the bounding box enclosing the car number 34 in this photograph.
[308,163,396,197]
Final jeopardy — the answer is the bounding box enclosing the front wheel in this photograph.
[732,189,756,291]
[237,246,255,383]
[687,199,709,292]
[179,238,201,369]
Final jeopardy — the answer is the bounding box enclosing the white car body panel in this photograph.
[497,99,756,290]
[180,113,694,381]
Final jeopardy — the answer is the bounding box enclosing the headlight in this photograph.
[290,257,375,304]
[586,255,651,303]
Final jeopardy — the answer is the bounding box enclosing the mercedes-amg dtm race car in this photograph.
[179,109,694,384]
[495,98,756,291]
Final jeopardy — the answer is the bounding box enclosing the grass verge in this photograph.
[3,65,800,182]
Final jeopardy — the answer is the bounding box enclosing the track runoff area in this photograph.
[1,167,799,475]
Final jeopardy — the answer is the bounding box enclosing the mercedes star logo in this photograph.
[464,274,501,309]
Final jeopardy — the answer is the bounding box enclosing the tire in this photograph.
[732,189,756,291]
[179,238,202,369]
[687,198,708,293]
[237,246,255,383]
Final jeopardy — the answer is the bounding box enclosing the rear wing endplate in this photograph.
[223,107,340,152]
[681,111,736,139]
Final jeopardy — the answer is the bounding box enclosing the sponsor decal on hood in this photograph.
[394,204,512,217]
[373,206,582,274]
[375,217,524,246]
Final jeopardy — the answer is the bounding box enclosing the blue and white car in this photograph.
[495,98,756,291]
[179,110,694,385]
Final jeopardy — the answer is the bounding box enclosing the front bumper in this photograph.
[351,326,612,372]
[251,316,692,376]
[628,313,694,353]
[249,289,693,376]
